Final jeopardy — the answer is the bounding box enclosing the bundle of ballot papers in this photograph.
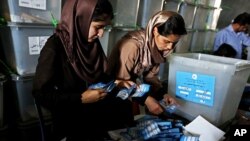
[88,80,116,92]
[116,84,150,100]
[109,115,199,141]
[89,80,151,100]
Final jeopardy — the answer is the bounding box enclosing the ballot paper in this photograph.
[159,99,178,114]
[184,115,225,141]
[117,84,150,100]
[88,80,116,92]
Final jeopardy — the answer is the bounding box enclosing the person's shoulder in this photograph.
[119,38,140,53]
[44,34,63,50]
[216,26,231,36]
[39,34,64,58]
[47,34,61,45]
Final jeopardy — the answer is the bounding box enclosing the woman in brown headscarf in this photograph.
[33,0,132,140]
[108,11,187,116]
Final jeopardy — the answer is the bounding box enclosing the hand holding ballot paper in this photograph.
[89,80,151,102]
[88,80,116,93]
[159,99,179,114]
[89,80,179,115]
[117,83,151,104]
[82,80,116,103]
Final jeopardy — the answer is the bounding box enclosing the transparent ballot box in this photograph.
[168,53,250,126]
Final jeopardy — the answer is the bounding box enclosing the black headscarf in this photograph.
[56,0,108,83]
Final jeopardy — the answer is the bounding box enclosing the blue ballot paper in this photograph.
[88,80,116,92]
[116,83,150,100]
[116,84,137,100]
[159,99,178,114]
[131,84,150,97]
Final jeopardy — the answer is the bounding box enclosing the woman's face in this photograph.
[88,20,111,43]
[153,27,181,57]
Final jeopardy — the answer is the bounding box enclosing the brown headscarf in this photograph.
[56,0,108,83]
[128,11,178,74]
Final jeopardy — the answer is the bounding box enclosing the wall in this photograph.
[217,0,250,29]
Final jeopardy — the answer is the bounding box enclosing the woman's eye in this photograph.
[164,41,171,44]
[96,25,105,29]
[96,26,101,30]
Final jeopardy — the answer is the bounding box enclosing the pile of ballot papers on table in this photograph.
[89,81,226,141]
[108,115,225,141]
[109,115,197,141]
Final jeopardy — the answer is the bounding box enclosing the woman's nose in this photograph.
[166,42,174,49]
[97,28,104,37]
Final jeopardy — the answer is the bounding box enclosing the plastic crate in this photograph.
[109,0,139,27]
[206,8,222,30]
[175,30,194,53]
[99,27,135,56]
[168,53,250,126]
[11,74,51,125]
[0,22,54,76]
[192,6,211,30]
[163,0,180,13]
[190,30,216,52]
[0,0,61,23]
[197,0,221,8]
[179,2,196,29]
[137,0,164,28]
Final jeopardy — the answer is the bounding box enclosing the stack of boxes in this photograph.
[158,0,222,81]
[162,0,222,53]
[100,0,141,56]
[189,0,221,53]
[0,0,61,128]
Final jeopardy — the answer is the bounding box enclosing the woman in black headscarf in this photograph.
[33,0,134,140]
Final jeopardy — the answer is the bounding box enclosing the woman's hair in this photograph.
[157,13,187,36]
[213,43,236,58]
[92,0,114,21]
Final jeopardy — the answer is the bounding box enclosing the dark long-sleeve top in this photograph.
[33,34,85,110]
[32,34,133,140]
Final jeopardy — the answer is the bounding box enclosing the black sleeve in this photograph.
[151,87,166,101]
[150,80,168,101]
[131,91,149,106]
[32,35,82,110]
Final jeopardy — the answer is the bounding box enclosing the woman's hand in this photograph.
[145,96,164,115]
[163,94,178,105]
[81,89,107,103]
